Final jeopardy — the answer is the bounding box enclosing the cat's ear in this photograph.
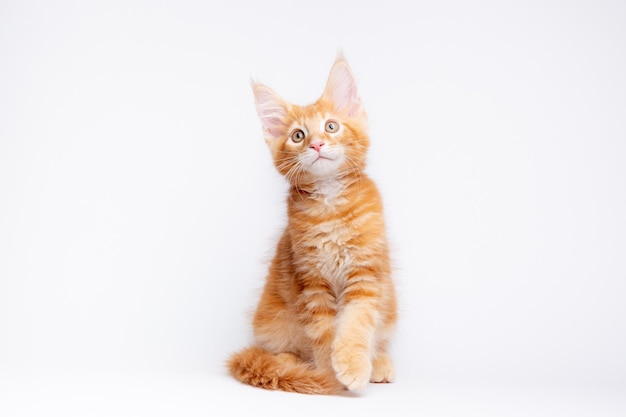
[323,55,361,117]
[252,81,288,142]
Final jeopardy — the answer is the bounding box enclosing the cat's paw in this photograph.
[331,348,372,391]
[370,353,395,383]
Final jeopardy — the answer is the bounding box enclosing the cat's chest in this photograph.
[300,219,354,293]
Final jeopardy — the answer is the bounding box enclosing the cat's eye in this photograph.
[325,120,339,133]
[291,129,305,143]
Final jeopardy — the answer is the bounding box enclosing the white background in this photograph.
[1,0,625,415]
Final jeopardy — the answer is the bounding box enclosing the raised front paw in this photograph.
[331,346,372,391]
[370,353,395,383]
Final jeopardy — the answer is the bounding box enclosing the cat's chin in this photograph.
[305,157,343,178]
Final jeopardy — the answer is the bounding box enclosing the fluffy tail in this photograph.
[227,346,344,395]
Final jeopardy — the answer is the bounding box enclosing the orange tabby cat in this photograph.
[228,55,397,394]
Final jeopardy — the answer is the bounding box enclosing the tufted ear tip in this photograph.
[252,83,288,140]
[323,55,361,117]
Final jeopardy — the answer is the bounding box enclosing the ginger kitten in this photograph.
[228,55,397,394]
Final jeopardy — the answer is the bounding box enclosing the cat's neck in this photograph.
[313,177,345,201]
[290,175,362,208]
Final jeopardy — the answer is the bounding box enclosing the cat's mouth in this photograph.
[304,152,343,176]
[313,155,334,163]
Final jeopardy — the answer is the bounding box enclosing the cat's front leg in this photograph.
[332,280,381,391]
[297,280,338,371]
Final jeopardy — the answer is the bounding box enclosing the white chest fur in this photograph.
[310,218,353,297]
[314,178,345,206]
[293,179,354,296]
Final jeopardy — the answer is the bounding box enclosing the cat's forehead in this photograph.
[288,101,335,128]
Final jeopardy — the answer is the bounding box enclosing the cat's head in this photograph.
[252,55,369,186]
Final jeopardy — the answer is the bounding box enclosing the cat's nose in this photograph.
[309,140,324,153]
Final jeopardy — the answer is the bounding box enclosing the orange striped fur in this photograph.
[228,55,397,394]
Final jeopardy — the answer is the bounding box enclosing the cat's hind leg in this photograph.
[370,352,395,383]
[370,312,396,383]
[252,282,311,361]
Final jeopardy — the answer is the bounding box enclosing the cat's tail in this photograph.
[227,346,344,395]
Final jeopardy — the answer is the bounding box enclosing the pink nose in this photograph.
[310,141,324,152]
